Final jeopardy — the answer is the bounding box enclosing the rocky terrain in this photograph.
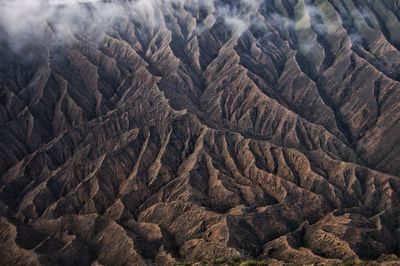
[1,0,400,265]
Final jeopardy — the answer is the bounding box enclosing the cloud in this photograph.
[0,0,264,53]
[216,0,260,36]
[265,2,345,55]
[0,0,126,51]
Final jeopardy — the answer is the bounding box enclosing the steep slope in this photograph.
[0,0,400,265]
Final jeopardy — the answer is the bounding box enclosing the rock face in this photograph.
[1,0,400,265]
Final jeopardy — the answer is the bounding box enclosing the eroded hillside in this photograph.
[1,0,400,265]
